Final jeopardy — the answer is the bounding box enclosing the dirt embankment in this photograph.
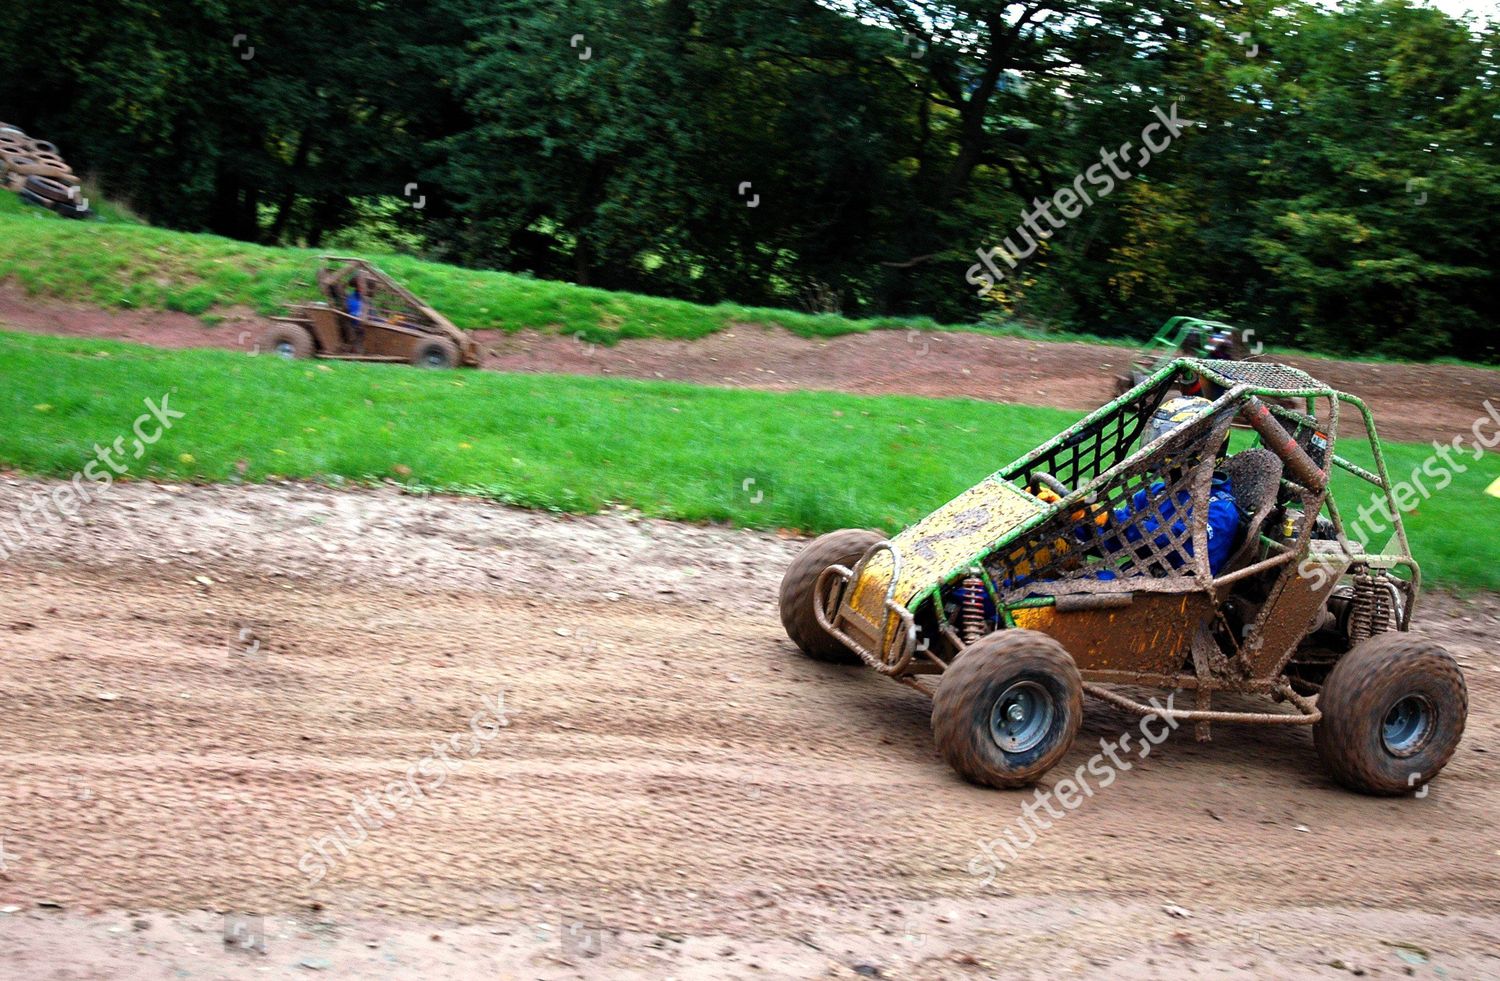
[2,476,1498,978]
[2,286,1494,444]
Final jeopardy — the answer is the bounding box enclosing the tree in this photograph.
[2,0,1494,359]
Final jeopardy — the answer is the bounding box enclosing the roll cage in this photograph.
[818,357,1418,697]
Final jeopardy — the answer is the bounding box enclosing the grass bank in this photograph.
[1,330,1495,591]
[0,193,940,344]
[5,195,1495,368]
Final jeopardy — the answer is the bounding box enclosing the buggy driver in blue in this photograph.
[1107,396,1243,576]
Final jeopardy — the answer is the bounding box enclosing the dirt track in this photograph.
[2,476,1499,978]
[2,286,1495,444]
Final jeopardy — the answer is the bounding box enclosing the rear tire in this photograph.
[931,630,1083,788]
[1314,632,1467,795]
[260,322,315,360]
[778,528,883,665]
[411,336,458,368]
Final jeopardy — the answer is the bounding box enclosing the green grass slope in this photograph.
[1,330,1495,591]
[4,194,1494,368]
[0,193,939,344]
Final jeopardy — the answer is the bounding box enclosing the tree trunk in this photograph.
[267,126,314,242]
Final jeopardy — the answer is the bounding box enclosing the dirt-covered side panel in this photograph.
[1012,592,1213,675]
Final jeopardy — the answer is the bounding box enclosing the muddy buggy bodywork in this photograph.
[780,357,1468,795]
[260,257,480,369]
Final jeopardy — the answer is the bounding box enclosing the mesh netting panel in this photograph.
[988,410,1234,599]
[1000,384,1169,493]
[1196,359,1321,393]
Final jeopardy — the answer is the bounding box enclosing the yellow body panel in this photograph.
[848,479,1046,622]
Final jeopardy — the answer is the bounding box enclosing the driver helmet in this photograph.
[1206,328,1236,357]
[1146,395,1213,445]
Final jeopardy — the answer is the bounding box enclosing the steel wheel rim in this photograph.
[424,350,447,367]
[988,680,1055,754]
[1382,693,1435,757]
[274,340,296,359]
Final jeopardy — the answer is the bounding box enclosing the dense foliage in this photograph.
[2,1,1495,360]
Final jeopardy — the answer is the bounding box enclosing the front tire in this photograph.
[1314,632,1467,795]
[260,322,315,360]
[931,630,1083,788]
[778,529,883,665]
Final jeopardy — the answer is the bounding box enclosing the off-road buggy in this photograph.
[1115,316,1245,398]
[780,358,1468,795]
[259,257,481,369]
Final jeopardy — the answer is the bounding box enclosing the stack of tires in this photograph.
[0,123,90,219]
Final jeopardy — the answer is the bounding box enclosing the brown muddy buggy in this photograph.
[259,257,481,368]
[780,358,1468,795]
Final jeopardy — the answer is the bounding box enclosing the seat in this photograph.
[1219,448,1284,576]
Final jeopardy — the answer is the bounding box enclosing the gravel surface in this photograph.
[1,476,1498,978]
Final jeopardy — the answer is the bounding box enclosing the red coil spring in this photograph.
[961,576,986,646]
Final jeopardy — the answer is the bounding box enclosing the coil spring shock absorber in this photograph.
[1348,572,1398,643]
[960,575,987,646]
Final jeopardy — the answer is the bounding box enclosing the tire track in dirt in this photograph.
[2,477,1499,977]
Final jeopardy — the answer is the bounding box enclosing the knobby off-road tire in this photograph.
[1314,632,1467,795]
[411,336,459,368]
[260,322,315,360]
[932,629,1083,788]
[778,528,883,665]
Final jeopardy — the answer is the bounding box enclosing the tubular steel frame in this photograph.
[818,356,1419,730]
[278,256,482,367]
